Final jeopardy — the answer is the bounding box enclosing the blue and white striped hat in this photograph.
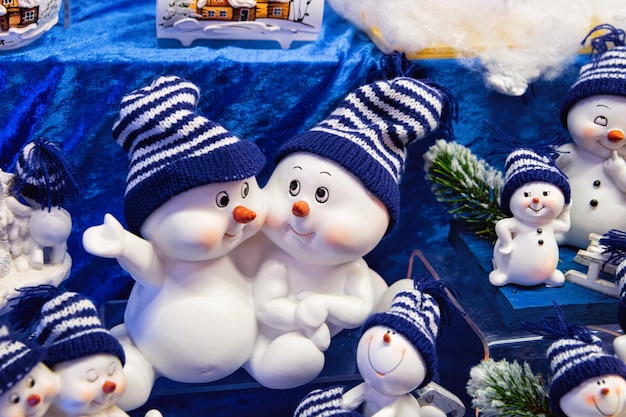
[275,76,448,232]
[0,324,42,395]
[112,75,266,235]
[361,287,441,387]
[30,290,125,367]
[560,24,626,126]
[294,386,360,417]
[500,148,570,217]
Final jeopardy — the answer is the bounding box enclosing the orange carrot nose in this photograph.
[102,380,116,394]
[608,129,624,143]
[292,200,310,218]
[27,394,41,406]
[601,387,610,396]
[233,205,256,224]
[532,197,540,204]
[383,332,391,344]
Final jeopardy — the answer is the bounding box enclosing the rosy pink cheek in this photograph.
[581,126,600,139]
[584,394,597,406]
[200,230,221,248]
[323,228,350,247]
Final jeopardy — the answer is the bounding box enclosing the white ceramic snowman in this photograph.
[555,25,626,249]
[293,286,462,417]
[558,375,626,417]
[81,76,267,410]
[489,148,571,287]
[234,74,451,389]
[0,324,60,417]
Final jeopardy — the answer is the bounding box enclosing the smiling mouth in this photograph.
[593,395,621,417]
[529,205,544,213]
[224,232,240,239]
[288,224,314,238]
[367,339,405,377]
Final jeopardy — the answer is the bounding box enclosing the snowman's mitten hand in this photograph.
[296,296,328,330]
[294,386,362,417]
[498,244,513,255]
[82,213,127,258]
[604,151,626,179]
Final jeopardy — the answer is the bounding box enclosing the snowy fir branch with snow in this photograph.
[466,358,553,417]
[423,139,505,238]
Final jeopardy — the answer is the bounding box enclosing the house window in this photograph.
[207,10,215,17]
[2,0,12,6]
[219,9,226,18]
[23,10,35,21]
[271,7,282,16]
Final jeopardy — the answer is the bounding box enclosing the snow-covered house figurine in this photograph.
[157,0,322,48]
[0,0,61,49]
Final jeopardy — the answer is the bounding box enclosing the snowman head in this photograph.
[500,148,570,218]
[559,374,626,417]
[112,75,266,236]
[566,95,626,159]
[0,362,60,417]
[262,152,389,266]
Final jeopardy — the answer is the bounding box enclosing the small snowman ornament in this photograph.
[238,66,453,389]
[555,24,626,249]
[293,279,461,417]
[527,304,626,417]
[82,76,266,410]
[489,148,571,287]
[0,323,60,417]
[9,286,131,417]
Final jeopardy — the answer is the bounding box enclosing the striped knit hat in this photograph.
[294,386,361,417]
[500,148,570,217]
[525,303,626,417]
[0,324,43,395]
[560,24,626,126]
[275,76,449,232]
[9,286,125,368]
[112,75,266,235]
[361,286,442,388]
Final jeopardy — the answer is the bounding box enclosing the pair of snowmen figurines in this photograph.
[0,286,161,417]
[81,62,454,411]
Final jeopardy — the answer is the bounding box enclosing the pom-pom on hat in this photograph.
[500,148,570,217]
[361,277,454,388]
[10,139,80,210]
[525,303,626,417]
[0,324,43,395]
[9,286,125,368]
[112,75,266,235]
[560,24,626,126]
[275,53,452,233]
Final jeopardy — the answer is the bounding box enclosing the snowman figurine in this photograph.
[293,279,464,417]
[489,148,571,287]
[526,303,626,417]
[9,287,140,417]
[235,71,453,389]
[81,76,267,410]
[0,323,60,417]
[555,24,626,249]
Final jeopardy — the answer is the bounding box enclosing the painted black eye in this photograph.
[315,187,329,203]
[241,182,250,199]
[25,376,35,388]
[8,393,19,404]
[216,191,230,208]
[594,115,608,126]
[289,180,300,197]
[543,191,550,196]
[524,192,530,197]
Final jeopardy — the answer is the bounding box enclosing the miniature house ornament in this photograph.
[82,75,267,411]
[556,24,626,249]
[236,61,454,390]
[156,0,324,48]
[0,0,61,50]
[489,148,571,287]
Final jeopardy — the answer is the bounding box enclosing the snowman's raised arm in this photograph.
[83,213,166,287]
[553,199,572,234]
[495,217,519,255]
[252,261,300,331]
[604,150,626,192]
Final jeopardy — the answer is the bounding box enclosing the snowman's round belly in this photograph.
[503,236,559,283]
[125,289,257,383]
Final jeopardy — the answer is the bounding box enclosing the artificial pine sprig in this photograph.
[466,358,553,417]
[424,139,505,238]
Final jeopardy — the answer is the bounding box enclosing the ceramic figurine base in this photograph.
[156,0,324,49]
[448,219,618,328]
[0,0,61,50]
